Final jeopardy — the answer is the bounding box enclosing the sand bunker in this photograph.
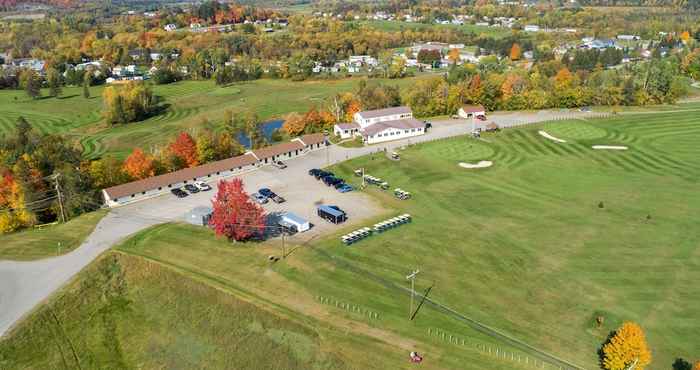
[538,130,567,143]
[592,145,628,150]
[459,161,493,169]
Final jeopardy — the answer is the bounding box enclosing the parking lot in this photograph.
[117,146,388,244]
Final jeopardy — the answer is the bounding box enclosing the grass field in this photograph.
[2,111,698,369]
[0,252,415,370]
[359,20,513,39]
[0,77,429,160]
[0,210,106,260]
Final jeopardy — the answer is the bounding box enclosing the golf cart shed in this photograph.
[280,212,310,233]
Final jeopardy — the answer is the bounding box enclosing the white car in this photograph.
[194,181,212,191]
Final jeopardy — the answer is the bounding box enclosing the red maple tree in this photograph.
[210,178,266,241]
[169,132,199,167]
[123,148,155,180]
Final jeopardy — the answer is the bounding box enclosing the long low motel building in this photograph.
[102,133,326,207]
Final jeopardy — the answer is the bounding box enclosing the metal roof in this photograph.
[356,106,412,120]
[361,118,425,137]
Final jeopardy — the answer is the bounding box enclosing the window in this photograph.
[158,187,162,190]
[142,192,146,195]
[131,194,135,198]
[168,184,172,188]
[217,172,220,175]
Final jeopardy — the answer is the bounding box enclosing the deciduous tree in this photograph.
[122,148,155,180]
[602,322,652,370]
[46,67,62,98]
[510,43,522,61]
[169,132,199,167]
[210,178,266,241]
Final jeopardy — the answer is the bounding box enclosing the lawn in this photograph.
[0,252,410,370]
[0,210,106,260]
[0,76,429,160]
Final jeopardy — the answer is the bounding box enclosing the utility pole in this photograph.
[406,269,420,320]
[52,173,67,223]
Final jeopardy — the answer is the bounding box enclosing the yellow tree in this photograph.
[447,48,461,64]
[602,322,652,370]
[282,112,306,136]
[680,31,691,43]
[693,361,700,370]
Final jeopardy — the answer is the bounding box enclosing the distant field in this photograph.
[359,20,513,39]
[0,210,106,260]
[0,77,430,160]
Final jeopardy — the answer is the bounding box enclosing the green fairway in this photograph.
[0,77,429,160]
[0,210,106,260]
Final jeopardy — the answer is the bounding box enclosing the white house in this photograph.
[332,106,425,145]
[458,104,486,119]
[334,122,361,139]
[617,35,640,41]
[524,25,540,32]
[164,24,177,32]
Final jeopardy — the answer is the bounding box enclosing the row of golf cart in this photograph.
[354,170,389,190]
[341,214,412,245]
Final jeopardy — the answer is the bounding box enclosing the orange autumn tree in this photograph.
[602,322,652,370]
[447,48,461,64]
[123,148,155,180]
[692,361,700,370]
[510,43,522,61]
[170,132,199,168]
[282,112,306,136]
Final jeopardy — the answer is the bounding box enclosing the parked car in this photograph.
[309,168,321,176]
[170,188,188,198]
[258,188,275,198]
[194,181,212,191]
[337,184,353,193]
[273,161,287,169]
[251,193,268,204]
[580,106,592,113]
[315,170,332,180]
[323,176,343,187]
[184,184,200,193]
[476,114,487,121]
[271,195,286,204]
[333,181,346,189]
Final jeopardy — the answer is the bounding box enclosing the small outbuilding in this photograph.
[484,122,499,132]
[279,212,310,233]
[185,206,213,226]
[458,105,486,119]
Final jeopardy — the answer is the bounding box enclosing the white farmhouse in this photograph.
[333,106,425,145]
[524,25,540,32]
[458,104,486,119]
[164,24,177,32]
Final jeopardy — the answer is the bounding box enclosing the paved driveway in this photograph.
[0,109,601,337]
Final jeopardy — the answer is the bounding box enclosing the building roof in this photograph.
[318,205,345,217]
[251,141,304,160]
[296,133,326,146]
[281,212,309,225]
[461,105,485,113]
[103,153,258,199]
[361,118,424,137]
[356,106,412,120]
[335,122,361,130]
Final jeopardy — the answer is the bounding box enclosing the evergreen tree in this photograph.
[82,72,91,99]
[22,70,41,99]
[46,67,62,98]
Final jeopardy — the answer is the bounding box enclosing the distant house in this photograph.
[458,105,486,119]
[164,24,177,32]
[524,25,540,32]
[617,35,640,41]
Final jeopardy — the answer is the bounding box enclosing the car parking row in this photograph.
[170,181,212,198]
[308,169,354,193]
[251,187,286,204]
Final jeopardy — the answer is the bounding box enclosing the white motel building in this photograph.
[333,106,426,145]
